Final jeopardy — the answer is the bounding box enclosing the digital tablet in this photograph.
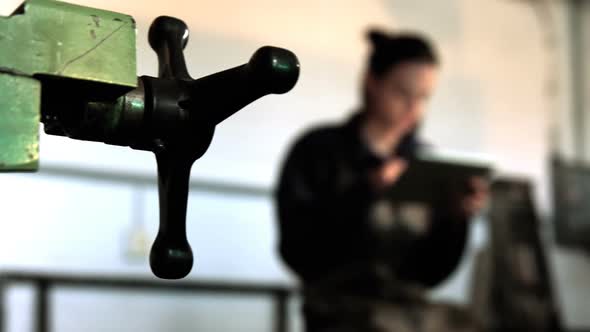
[386,148,493,202]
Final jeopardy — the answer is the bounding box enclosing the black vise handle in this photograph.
[145,16,300,279]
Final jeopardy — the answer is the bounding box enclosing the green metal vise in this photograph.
[0,0,300,278]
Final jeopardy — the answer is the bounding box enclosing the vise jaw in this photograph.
[0,0,137,170]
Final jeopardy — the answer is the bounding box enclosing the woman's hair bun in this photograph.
[367,29,391,49]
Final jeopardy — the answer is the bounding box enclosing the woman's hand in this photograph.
[369,158,407,191]
[459,176,489,219]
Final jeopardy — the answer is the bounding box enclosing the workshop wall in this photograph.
[1,0,588,331]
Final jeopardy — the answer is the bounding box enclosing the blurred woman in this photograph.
[276,29,487,332]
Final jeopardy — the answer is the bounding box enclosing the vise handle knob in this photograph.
[146,16,300,279]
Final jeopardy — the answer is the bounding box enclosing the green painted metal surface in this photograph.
[0,0,138,171]
[0,74,40,171]
[0,0,136,86]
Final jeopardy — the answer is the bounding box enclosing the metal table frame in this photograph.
[0,271,297,332]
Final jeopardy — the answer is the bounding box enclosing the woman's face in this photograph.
[365,61,438,134]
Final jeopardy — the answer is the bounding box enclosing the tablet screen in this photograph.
[386,149,493,202]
